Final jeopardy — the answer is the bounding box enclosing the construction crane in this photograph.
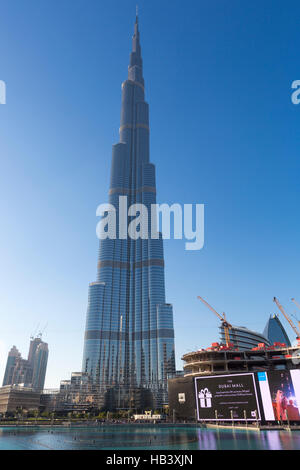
[37,322,48,339]
[291,298,300,331]
[197,296,233,347]
[291,298,300,310]
[273,297,300,340]
[30,323,40,341]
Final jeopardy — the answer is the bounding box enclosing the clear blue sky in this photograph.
[0,0,300,388]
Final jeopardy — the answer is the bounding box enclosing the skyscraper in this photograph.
[2,346,21,386]
[263,314,291,346]
[2,337,49,391]
[82,15,176,408]
[30,340,49,390]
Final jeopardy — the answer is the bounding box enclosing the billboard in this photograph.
[168,375,197,421]
[195,373,261,421]
[257,369,300,421]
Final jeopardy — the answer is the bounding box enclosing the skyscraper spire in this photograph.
[129,9,143,84]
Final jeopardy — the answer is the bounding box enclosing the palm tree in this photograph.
[33,409,39,425]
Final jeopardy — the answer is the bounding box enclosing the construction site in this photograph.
[169,295,300,426]
[182,296,300,358]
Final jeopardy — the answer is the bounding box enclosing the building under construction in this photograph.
[182,341,299,376]
[169,341,300,422]
[168,296,300,423]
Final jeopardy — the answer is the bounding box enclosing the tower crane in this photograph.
[291,298,300,310]
[273,297,300,341]
[38,322,48,339]
[291,298,300,331]
[197,296,233,347]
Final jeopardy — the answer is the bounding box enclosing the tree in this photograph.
[33,409,39,424]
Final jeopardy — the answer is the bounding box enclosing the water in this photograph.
[0,425,300,450]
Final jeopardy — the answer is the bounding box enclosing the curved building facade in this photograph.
[263,314,291,347]
[82,16,175,408]
[219,325,270,351]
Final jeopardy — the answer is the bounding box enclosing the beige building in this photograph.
[0,385,41,414]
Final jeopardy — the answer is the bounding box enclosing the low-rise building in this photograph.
[0,385,41,414]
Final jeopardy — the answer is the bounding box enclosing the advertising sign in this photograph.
[195,373,261,421]
[258,369,300,421]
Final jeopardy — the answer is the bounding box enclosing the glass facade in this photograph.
[263,314,291,346]
[31,341,49,391]
[219,325,271,350]
[82,16,176,407]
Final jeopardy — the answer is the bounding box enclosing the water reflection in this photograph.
[266,431,282,450]
[0,425,299,450]
[197,429,217,450]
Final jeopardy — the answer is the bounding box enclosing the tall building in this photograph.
[219,325,270,350]
[82,15,176,408]
[31,340,49,390]
[2,346,21,386]
[263,314,291,346]
[2,336,49,391]
[11,357,32,386]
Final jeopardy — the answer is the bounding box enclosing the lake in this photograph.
[0,424,300,450]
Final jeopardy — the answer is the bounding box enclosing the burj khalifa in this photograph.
[82,14,175,408]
